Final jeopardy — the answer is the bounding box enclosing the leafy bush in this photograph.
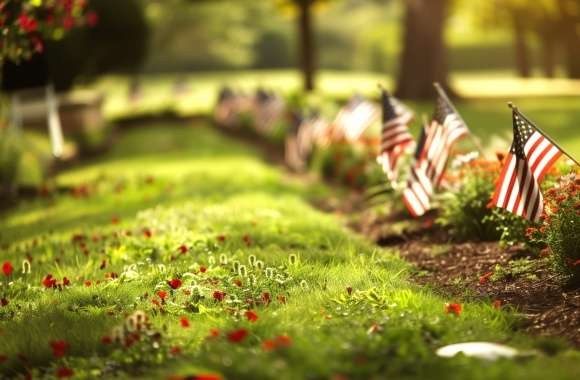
[529,173,580,285]
[437,159,504,241]
[438,159,534,243]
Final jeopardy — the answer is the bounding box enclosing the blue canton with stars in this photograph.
[511,111,536,159]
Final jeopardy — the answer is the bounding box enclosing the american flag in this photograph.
[491,109,562,221]
[376,89,414,181]
[333,96,379,142]
[402,94,469,217]
[403,126,434,216]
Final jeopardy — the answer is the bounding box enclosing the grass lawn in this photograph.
[1,122,579,379]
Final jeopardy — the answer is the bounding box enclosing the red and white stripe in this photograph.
[377,110,414,181]
[403,163,434,217]
[335,101,380,142]
[492,131,562,221]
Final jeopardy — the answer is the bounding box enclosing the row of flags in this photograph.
[214,85,576,222]
[378,86,574,222]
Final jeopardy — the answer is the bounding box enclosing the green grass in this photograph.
[1,123,578,379]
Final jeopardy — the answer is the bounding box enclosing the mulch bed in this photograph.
[353,208,580,347]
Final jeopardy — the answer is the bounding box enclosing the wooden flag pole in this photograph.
[507,102,580,167]
[433,82,487,158]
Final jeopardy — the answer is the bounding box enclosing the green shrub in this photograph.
[529,172,580,285]
[437,159,534,243]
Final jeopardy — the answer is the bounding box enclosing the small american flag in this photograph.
[402,93,469,217]
[491,109,562,221]
[333,96,379,142]
[403,125,433,217]
[376,89,414,181]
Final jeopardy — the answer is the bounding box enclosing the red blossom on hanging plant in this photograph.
[168,278,182,290]
[2,261,13,277]
[178,245,188,254]
[227,328,248,343]
[85,11,98,27]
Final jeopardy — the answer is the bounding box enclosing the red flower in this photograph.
[168,278,182,290]
[275,335,292,347]
[199,266,207,273]
[478,272,493,285]
[56,367,74,378]
[242,234,252,246]
[233,279,242,287]
[1,298,8,307]
[86,11,99,27]
[50,340,69,358]
[227,328,248,343]
[445,303,462,316]
[169,345,182,355]
[84,280,92,287]
[217,235,226,242]
[101,336,112,345]
[18,14,37,32]
[493,299,502,310]
[178,245,188,254]
[261,292,271,305]
[42,274,57,288]
[195,375,223,380]
[212,291,225,301]
[156,290,168,301]
[262,339,276,351]
[2,261,13,277]
[143,229,152,238]
[346,287,353,295]
[180,317,190,328]
[245,310,259,322]
[63,15,74,31]
[209,328,220,338]
[277,294,286,304]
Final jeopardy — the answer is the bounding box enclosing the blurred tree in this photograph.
[276,0,332,92]
[557,0,580,78]
[479,0,580,78]
[395,0,451,99]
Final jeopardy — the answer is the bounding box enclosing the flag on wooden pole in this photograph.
[403,125,434,217]
[402,92,469,217]
[333,95,379,142]
[491,107,563,221]
[376,89,414,181]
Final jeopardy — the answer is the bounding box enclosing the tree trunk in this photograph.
[557,0,580,78]
[512,13,531,78]
[298,0,315,92]
[540,32,557,78]
[395,0,451,100]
